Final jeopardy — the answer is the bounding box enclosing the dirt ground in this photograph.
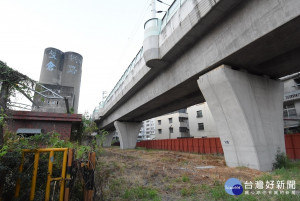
[94,147,264,201]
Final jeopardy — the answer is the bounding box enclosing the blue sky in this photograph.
[0,0,171,114]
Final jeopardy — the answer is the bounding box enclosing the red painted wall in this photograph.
[137,134,300,160]
[285,134,300,160]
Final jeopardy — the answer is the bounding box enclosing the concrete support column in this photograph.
[198,65,285,171]
[114,121,142,149]
[102,131,115,147]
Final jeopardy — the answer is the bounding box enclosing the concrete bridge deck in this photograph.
[94,0,300,171]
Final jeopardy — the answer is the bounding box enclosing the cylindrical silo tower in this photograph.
[39,47,64,85]
[61,52,83,114]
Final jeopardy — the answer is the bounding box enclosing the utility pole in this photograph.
[151,0,156,18]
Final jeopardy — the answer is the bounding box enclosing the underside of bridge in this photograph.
[96,0,300,171]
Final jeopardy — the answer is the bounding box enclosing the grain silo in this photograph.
[61,52,83,114]
[33,48,83,114]
[39,47,64,85]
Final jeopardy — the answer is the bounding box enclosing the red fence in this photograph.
[136,138,223,154]
[136,134,300,159]
[285,134,300,159]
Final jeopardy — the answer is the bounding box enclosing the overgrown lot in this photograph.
[95,147,300,201]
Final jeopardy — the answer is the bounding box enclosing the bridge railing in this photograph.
[160,0,220,32]
[103,47,144,106]
[96,0,221,116]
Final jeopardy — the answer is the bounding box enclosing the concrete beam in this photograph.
[198,65,285,171]
[114,121,142,149]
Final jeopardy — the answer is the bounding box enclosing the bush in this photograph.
[273,149,291,169]
[0,130,100,201]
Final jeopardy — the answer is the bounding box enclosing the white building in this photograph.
[138,118,156,141]
[155,109,189,139]
[282,73,300,133]
[187,102,218,138]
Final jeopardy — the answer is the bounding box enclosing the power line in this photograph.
[114,0,151,69]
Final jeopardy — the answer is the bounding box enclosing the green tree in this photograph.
[0,60,35,145]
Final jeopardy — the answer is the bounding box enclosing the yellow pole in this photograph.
[64,149,74,201]
[14,151,25,198]
[45,150,54,201]
[59,149,68,201]
[30,151,40,201]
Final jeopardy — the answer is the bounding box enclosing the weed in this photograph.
[122,186,160,201]
[255,173,273,183]
[208,180,229,200]
[273,149,291,169]
[182,175,190,182]
[180,186,197,197]
[175,177,182,183]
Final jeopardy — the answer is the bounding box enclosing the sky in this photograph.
[0,0,171,114]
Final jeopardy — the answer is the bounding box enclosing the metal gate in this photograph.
[15,148,69,201]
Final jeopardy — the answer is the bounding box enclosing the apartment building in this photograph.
[187,102,218,138]
[155,109,189,139]
[282,73,300,133]
[138,118,156,140]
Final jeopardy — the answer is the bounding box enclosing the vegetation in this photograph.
[0,60,35,145]
[92,147,300,201]
[0,126,105,201]
[273,149,292,169]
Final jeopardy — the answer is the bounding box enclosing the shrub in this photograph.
[273,149,291,169]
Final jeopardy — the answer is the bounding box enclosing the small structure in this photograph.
[6,111,82,140]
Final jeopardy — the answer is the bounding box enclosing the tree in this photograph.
[0,61,35,145]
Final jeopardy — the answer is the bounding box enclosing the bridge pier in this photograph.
[198,65,285,171]
[102,131,115,147]
[114,121,142,149]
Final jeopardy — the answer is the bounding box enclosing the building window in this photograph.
[158,129,162,134]
[197,110,203,118]
[169,118,173,123]
[179,127,188,132]
[198,123,204,130]
[169,127,173,133]
[158,120,161,125]
[179,117,188,122]
[284,104,297,117]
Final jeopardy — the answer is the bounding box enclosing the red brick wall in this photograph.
[5,111,82,140]
[7,119,72,140]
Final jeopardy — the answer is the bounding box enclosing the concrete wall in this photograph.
[33,84,75,113]
[187,103,218,138]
